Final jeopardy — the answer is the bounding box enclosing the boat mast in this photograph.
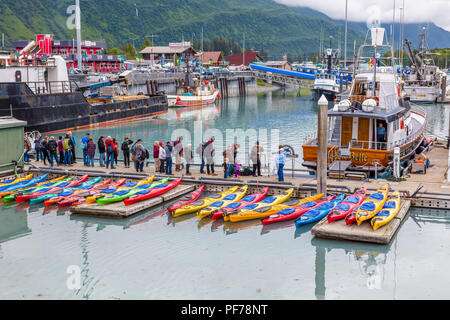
[344,0,348,70]
[76,0,82,70]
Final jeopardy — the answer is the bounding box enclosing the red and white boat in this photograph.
[167,83,219,107]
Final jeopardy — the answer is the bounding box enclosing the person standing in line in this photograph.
[86,138,96,167]
[232,143,239,165]
[173,136,183,172]
[58,136,64,165]
[97,136,106,167]
[63,134,73,166]
[41,136,50,166]
[24,134,32,164]
[206,147,216,175]
[165,141,173,175]
[225,145,234,178]
[121,137,133,168]
[275,146,287,182]
[113,138,119,167]
[81,133,90,166]
[153,141,160,173]
[183,144,193,175]
[250,141,264,177]
[158,142,166,174]
[47,136,59,167]
[34,134,43,162]
[68,131,77,163]
[134,139,146,172]
[105,136,116,169]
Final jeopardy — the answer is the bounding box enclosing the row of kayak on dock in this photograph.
[169,183,401,231]
[0,174,183,208]
[0,174,401,231]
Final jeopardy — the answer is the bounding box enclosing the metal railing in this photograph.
[26,81,80,94]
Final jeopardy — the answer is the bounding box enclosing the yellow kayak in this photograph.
[227,188,297,222]
[85,175,154,204]
[356,184,389,225]
[197,186,248,219]
[371,191,401,230]
[172,186,239,217]
[0,175,66,197]
[0,174,33,187]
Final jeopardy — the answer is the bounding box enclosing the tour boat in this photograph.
[167,83,219,107]
[302,27,427,177]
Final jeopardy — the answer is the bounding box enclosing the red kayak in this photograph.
[57,178,127,207]
[345,207,358,225]
[124,177,182,206]
[261,195,335,226]
[211,187,269,220]
[43,179,111,207]
[16,175,89,203]
[327,187,367,223]
[168,184,205,214]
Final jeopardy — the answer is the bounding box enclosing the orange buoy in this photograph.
[217,94,221,99]
[176,97,181,101]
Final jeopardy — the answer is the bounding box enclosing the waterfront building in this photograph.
[225,50,262,66]
[139,42,196,64]
[11,34,122,72]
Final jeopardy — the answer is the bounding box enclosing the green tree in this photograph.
[107,47,121,55]
[140,38,152,51]
[124,42,137,60]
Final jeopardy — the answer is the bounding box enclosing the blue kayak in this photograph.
[295,194,346,227]
[0,174,48,193]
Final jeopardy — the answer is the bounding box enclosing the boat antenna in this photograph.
[76,0,82,71]
[344,0,348,69]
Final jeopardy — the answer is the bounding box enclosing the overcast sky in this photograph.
[275,0,450,31]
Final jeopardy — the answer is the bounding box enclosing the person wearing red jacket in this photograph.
[105,136,116,169]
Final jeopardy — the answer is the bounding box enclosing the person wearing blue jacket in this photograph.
[34,134,43,161]
[274,146,287,182]
[81,133,90,166]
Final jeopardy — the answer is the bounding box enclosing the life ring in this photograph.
[400,119,404,130]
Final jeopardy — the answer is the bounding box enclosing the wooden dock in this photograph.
[311,200,411,244]
[70,184,195,218]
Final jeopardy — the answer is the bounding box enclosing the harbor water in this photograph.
[0,90,449,299]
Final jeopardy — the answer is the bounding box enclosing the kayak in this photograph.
[30,177,102,204]
[124,177,182,206]
[211,186,269,220]
[295,194,346,227]
[168,185,205,215]
[262,195,335,226]
[86,176,155,204]
[327,187,367,223]
[57,178,127,207]
[0,174,33,191]
[197,186,248,219]
[356,184,389,225]
[0,174,48,197]
[16,175,88,203]
[345,207,358,225]
[43,178,111,206]
[171,186,239,217]
[2,176,69,202]
[226,188,295,222]
[371,191,401,230]
[96,177,169,206]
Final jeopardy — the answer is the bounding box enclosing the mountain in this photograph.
[1,0,449,59]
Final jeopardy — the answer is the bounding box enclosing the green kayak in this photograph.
[2,176,74,203]
[96,178,169,206]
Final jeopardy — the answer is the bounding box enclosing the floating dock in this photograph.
[70,184,195,218]
[311,200,411,244]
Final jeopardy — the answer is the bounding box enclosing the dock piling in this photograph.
[317,95,328,194]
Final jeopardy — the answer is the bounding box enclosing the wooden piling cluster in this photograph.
[146,80,159,95]
[218,77,229,98]
[238,77,246,96]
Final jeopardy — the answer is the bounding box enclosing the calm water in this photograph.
[1,91,449,299]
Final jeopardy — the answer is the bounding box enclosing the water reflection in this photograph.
[222,220,262,235]
[0,205,31,244]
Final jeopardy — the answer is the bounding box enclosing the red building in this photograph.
[225,50,262,66]
[12,34,122,72]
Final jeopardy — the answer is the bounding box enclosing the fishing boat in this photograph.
[167,83,219,107]
[302,27,427,177]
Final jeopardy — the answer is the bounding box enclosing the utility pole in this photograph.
[243,33,246,67]
[146,34,159,46]
[76,0,82,70]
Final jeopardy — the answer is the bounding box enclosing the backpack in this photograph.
[145,149,150,159]
[63,138,70,150]
[48,141,57,153]
[38,140,45,151]
[107,143,114,154]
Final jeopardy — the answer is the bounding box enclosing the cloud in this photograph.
[275,0,450,31]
